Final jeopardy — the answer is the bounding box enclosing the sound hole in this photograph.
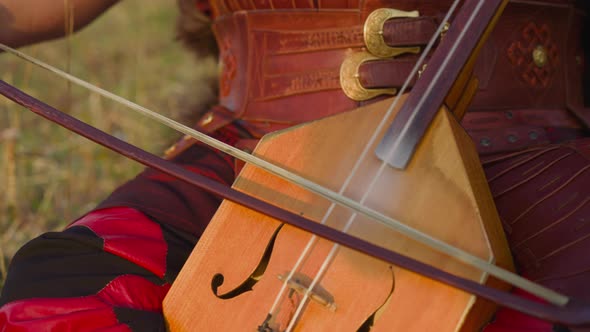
[211,224,284,299]
[357,267,395,332]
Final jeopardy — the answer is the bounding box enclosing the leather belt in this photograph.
[382,16,436,47]
[463,109,586,155]
[189,0,587,159]
[359,57,419,89]
[196,8,443,137]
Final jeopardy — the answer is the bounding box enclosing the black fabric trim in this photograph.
[159,221,199,283]
[96,141,233,238]
[114,307,166,332]
[0,226,163,306]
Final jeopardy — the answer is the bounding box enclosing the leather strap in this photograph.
[463,109,584,130]
[165,105,236,160]
[359,57,420,89]
[463,109,587,155]
[382,16,437,47]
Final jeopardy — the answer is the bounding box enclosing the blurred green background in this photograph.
[0,0,218,288]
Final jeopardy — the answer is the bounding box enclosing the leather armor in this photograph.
[194,0,587,155]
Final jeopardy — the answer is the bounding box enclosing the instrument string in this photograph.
[0,24,567,308]
[280,1,464,328]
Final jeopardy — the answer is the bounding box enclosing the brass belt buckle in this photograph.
[340,51,397,101]
[364,8,421,58]
[340,8,422,101]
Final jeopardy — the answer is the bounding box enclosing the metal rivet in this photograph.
[164,145,177,157]
[418,64,428,78]
[508,134,518,143]
[529,131,539,140]
[480,137,492,147]
[440,22,451,39]
[505,111,513,119]
[201,113,214,126]
[532,45,548,68]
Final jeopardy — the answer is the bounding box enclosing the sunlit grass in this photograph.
[0,0,217,288]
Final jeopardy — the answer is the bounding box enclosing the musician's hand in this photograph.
[0,0,120,50]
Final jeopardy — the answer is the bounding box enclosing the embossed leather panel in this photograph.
[208,2,451,135]
[206,0,586,142]
[469,1,585,111]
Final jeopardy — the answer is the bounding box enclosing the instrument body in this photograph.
[164,96,513,331]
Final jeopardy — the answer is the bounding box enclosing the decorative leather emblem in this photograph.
[507,22,559,88]
[219,38,237,97]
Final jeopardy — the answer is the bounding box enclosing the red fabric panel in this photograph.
[70,207,167,279]
[0,297,129,332]
[0,274,169,331]
[482,289,553,332]
[97,275,170,312]
[483,325,551,332]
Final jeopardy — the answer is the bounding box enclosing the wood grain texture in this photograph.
[164,95,513,331]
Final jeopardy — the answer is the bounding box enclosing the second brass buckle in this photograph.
[340,51,397,101]
[340,8,423,101]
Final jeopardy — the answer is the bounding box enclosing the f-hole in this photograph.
[211,224,284,299]
[357,267,395,332]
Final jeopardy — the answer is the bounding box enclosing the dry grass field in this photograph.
[0,0,218,288]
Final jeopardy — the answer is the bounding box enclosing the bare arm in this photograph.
[0,0,120,49]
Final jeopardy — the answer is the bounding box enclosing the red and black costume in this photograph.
[1,0,590,331]
[0,126,241,331]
